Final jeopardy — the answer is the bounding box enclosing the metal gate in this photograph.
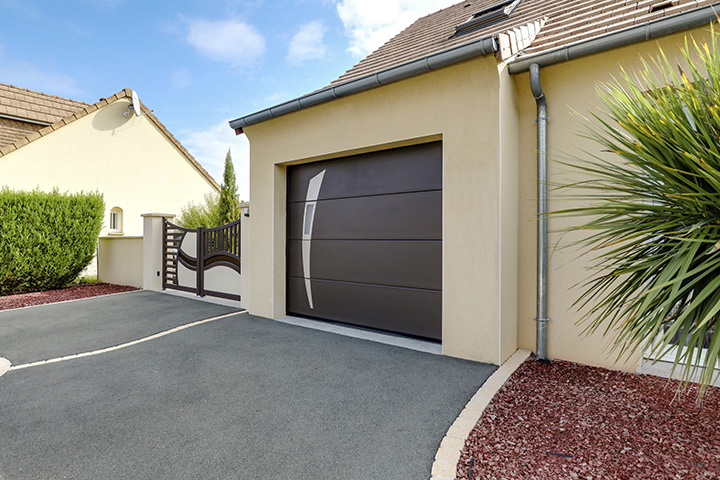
[163,218,241,301]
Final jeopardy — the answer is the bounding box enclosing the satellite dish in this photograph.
[131,90,141,116]
[123,89,153,118]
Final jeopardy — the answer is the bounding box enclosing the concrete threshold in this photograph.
[157,290,440,354]
[277,315,443,355]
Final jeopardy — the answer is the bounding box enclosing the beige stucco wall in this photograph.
[244,55,518,365]
[97,236,143,288]
[241,23,713,369]
[513,26,714,370]
[0,98,218,237]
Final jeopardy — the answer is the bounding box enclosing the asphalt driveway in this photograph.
[0,291,496,479]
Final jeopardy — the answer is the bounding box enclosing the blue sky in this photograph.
[0,0,458,199]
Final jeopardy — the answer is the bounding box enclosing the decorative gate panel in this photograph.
[163,218,241,301]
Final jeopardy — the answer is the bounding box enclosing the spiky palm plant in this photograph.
[556,26,720,395]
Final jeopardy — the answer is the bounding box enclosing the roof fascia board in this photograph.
[229,35,497,131]
[508,2,720,74]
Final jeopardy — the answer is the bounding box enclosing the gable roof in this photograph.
[332,0,718,86]
[230,0,719,131]
[0,85,220,190]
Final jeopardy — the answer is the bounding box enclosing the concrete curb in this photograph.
[429,349,532,480]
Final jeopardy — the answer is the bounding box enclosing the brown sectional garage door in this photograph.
[287,142,442,340]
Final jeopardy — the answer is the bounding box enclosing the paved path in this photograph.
[0,291,495,479]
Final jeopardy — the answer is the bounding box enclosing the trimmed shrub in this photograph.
[0,188,104,295]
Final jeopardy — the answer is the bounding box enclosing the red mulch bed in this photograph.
[0,283,138,311]
[458,359,720,480]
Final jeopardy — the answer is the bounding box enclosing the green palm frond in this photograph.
[554,25,720,396]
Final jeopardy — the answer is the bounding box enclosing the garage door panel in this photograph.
[287,239,442,291]
[287,142,442,203]
[287,277,441,340]
[288,191,441,241]
[287,141,442,339]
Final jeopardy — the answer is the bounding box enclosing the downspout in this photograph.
[529,63,549,361]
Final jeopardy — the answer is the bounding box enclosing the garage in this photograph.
[287,142,442,340]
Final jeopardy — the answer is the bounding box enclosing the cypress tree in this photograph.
[218,148,241,225]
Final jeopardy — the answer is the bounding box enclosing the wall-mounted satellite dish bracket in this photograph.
[124,90,154,118]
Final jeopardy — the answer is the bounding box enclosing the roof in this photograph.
[230,0,719,130]
[333,0,717,85]
[0,83,90,148]
[0,83,89,125]
[0,85,220,190]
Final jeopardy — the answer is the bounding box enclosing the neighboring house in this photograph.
[229,0,720,371]
[0,84,219,281]
[0,84,219,237]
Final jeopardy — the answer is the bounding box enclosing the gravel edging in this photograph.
[430,349,532,480]
[0,284,139,311]
[457,357,720,480]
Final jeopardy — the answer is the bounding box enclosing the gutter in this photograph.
[229,3,719,132]
[0,113,51,126]
[509,2,720,74]
[229,36,497,132]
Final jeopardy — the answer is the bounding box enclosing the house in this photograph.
[229,0,720,371]
[0,84,219,237]
[0,84,219,281]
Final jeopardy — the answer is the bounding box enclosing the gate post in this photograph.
[240,205,250,308]
[196,226,205,297]
[142,213,175,291]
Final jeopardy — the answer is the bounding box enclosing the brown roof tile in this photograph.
[0,83,88,125]
[0,117,43,149]
[331,0,716,86]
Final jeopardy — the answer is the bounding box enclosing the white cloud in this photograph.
[336,0,457,57]
[185,18,265,68]
[179,121,250,201]
[264,90,288,104]
[287,20,328,65]
[171,69,192,90]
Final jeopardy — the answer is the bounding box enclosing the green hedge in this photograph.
[0,188,104,295]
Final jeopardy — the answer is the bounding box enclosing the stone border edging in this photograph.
[430,349,532,480]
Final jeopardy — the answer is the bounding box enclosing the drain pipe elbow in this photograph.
[530,63,550,361]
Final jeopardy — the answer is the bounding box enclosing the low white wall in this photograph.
[98,236,143,288]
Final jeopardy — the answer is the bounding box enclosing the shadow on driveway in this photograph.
[0,291,495,479]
